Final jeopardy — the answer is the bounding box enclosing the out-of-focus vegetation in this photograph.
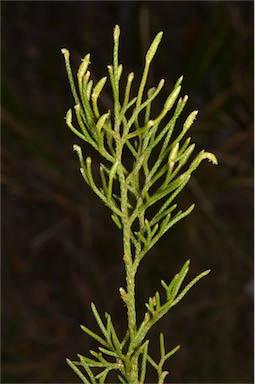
[1,2,253,383]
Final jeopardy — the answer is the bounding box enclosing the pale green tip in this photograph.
[119,287,126,296]
[128,72,134,81]
[65,109,72,124]
[184,110,198,131]
[73,144,80,152]
[61,48,70,58]
[114,24,120,39]
[204,152,218,165]
[147,120,155,128]
[82,53,90,62]
[146,31,164,62]
[190,203,196,212]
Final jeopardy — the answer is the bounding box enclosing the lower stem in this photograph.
[119,164,139,382]
[123,223,139,382]
[124,253,136,341]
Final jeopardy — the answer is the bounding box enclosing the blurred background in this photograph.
[1,1,253,383]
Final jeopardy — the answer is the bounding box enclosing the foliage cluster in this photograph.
[62,25,217,383]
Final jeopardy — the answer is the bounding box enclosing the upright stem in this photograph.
[120,183,137,343]
[123,236,138,383]
[123,239,136,342]
[118,158,138,382]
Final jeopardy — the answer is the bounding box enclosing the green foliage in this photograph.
[62,25,217,383]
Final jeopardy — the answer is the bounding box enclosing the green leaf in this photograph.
[164,344,180,361]
[111,214,122,229]
[169,260,190,300]
[145,31,163,63]
[139,340,149,383]
[98,347,119,358]
[91,303,108,339]
[61,48,80,106]
[80,325,108,348]
[118,375,128,384]
[159,333,165,357]
[105,313,122,355]
[171,269,211,307]
[66,358,90,384]
[77,356,98,384]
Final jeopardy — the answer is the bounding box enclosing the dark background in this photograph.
[1,1,253,383]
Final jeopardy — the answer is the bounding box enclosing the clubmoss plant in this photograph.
[61,25,218,384]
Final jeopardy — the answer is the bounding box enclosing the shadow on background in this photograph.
[1,1,253,383]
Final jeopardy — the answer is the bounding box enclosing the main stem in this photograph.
[118,162,138,382]
[123,246,136,342]
[123,222,139,383]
